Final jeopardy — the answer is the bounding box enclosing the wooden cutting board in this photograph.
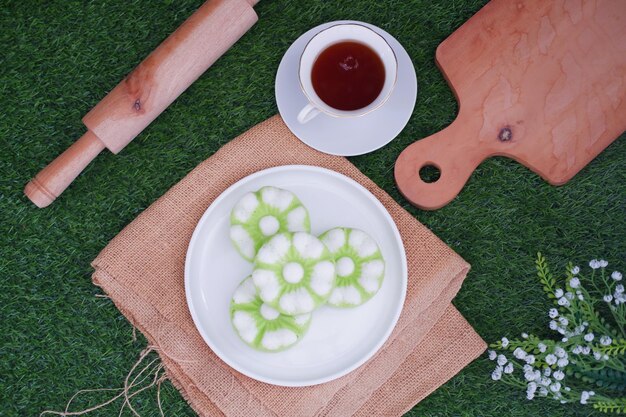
[395,0,626,210]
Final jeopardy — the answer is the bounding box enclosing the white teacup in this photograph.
[297,23,398,124]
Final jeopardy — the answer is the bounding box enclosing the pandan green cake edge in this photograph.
[319,227,385,308]
[230,276,312,352]
[229,186,311,262]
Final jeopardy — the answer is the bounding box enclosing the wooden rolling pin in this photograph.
[25,0,260,208]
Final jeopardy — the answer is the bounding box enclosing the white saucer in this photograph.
[275,20,418,156]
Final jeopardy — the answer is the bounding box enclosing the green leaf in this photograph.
[536,253,556,295]
[600,339,626,356]
[593,398,626,413]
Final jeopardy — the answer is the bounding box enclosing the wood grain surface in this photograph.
[24,0,258,207]
[82,0,258,154]
[395,0,626,210]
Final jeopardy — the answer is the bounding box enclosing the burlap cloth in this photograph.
[92,115,486,417]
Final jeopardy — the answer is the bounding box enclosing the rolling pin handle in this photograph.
[24,131,106,208]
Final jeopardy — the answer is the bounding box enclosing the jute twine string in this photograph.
[119,350,162,417]
[156,372,168,417]
[40,346,166,417]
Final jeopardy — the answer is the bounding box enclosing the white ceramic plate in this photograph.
[275,21,418,156]
[185,165,407,386]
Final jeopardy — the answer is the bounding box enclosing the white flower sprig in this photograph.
[487,254,626,413]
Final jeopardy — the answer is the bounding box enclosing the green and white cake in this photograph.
[252,232,336,315]
[319,227,385,307]
[230,276,312,352]
[230,186,310,262]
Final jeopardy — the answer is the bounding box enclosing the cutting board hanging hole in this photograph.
[419,165,441,183]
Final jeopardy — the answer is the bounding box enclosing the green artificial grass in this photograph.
[1,0,624,416]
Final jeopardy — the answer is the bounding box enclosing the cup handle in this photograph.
[297,104,321,124]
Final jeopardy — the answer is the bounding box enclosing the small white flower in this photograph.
[491,366,503,381]
[571,266,580,275]
[578,294,584,300]
[604,294,613,303]
[504,363,514,374]
[549,308,559,319]
[593,351,602,360]
[549,320,558,330]
[488,350,497,360]
[600,336,612,346]
[501,337,509,348]
[514,348,527,360]
[545,354,557,365]
[557,358,569,368]
[539,376,550,387]
[538,343,547,353]
[565,291,574,300]
[562,337,569,342]
[616,284,624,294]
[582,346,591,355]
[589,391,595,396]
[527,370,541,381]
[599,260,608,268]
[523,364,533,373]
[497,354,508,366]
[565,386,571,392]
[557,297,570,307]
[572,345,582,354]
[581,391,590,404]
[525,355,536,365]
[557,327,566,335]
[555,288,564,298]
[603,354,609,361]
[526,382,537,400]
[555,347,567,358]
[539,387,548,396]
[543,367,552,377]
[558,317,569,327]
[612,271,623,281]
[553,370,565,381]
[584,333,595,342]
[521,332,528,339]
[550,382,561,392]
